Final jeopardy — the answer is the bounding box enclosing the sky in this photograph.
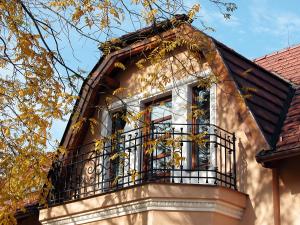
[50,0,300,145]
[198,0,300,59]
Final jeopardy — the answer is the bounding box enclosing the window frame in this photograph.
[143,95,172,175]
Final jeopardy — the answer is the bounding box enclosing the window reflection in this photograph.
[193,87,210,169]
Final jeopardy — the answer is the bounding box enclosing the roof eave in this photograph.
[256,147,300,167]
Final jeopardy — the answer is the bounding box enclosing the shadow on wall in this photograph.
[235,121,274,225]
[278,155,300,224]
[237,138,248,193]
[279,156,300,195]
[216,77,276,225]
[17,212,41,225]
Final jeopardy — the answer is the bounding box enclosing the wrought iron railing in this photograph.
[48,123,236,206]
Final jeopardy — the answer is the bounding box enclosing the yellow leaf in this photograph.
[130,169,138,183]
[112,176,120,186]
[94,139,104,152]
[110,153,119,160]
[71,118,85,134]
[89,118,98,135]
[114,62,126,70]
[109,8,119,19]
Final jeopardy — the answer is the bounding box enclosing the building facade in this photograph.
[37,16,300,225]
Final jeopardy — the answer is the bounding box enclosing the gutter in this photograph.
[256,146,300,166]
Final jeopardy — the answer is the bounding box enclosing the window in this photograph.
[110,110,127,185]
[192,86,210,169]
[144,96,172,174]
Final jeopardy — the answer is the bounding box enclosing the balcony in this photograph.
[48,123,237,206]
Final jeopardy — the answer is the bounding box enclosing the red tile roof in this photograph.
[254,44,300,165]
[276,87,300,151]
[254,44,300,85]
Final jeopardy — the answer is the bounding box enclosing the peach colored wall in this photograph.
[278,156,300,224]
[150,211,240,225]
[216,70,274,225]
[116,48,207,97]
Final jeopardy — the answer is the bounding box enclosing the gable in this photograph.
[59,19,293,155]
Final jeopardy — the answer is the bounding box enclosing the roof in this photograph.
[254,44,300,85]
[276,87,300,150]
[215,40,293,147]
[99,14,190,53]
[255,45,300,165]
[58,15,295,166]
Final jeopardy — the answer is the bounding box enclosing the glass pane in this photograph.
[112,110,126,133]
[194,88,210,125]
[153,120,172,132]
[150,100,172,121]
[153,157,169,169]
[147,98,172,171]
[193,87,210,168]
[111,110,127,183]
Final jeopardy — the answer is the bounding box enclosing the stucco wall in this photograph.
[278,156,300,224]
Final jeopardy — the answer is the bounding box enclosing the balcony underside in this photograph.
[40,183,247,225]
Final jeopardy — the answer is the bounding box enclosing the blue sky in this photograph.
[198,0,300,59]
[60,0,300,72]
[50,0,300,146]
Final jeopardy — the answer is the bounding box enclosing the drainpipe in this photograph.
[272,168,280,225]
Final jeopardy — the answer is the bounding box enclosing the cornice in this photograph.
[40,198,244,225]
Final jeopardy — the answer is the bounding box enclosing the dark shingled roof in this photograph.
[214,40,293,147]
[99,14,190,53]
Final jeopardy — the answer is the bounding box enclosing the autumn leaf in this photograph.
[130,169,138,183]
[71,118,86,134]
[94,138,104,152]
[89,118,98,135]
[114,62,126,70]
[110,153,119,160]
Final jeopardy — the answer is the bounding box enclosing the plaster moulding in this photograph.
[40,198,244,225]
